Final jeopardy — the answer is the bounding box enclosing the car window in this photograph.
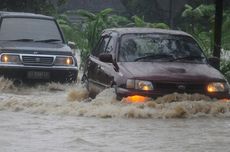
[0,17,63,42]
[93,36,110,57]
[119,33,206,63]
[105,37,114,53]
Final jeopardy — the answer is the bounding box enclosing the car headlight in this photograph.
[126,79,154,91]
[54,56,74,66]
[207,82,229,93]
[0,54,21,64]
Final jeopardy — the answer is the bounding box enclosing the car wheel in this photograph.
[81,74,89,89]
[116,94,123,101]
[88,83,97,99]
[81,75,96,99]
[62,72,77,83]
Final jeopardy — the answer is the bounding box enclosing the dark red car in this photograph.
[82,28,229,101]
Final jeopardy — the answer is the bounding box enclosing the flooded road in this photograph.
[0,78,230,152]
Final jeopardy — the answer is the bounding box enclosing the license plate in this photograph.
[27,71,50,79]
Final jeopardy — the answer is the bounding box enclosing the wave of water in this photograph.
[0,77,230,119]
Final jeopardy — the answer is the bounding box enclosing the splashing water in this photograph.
[0,77,229,119]
[67,85,89,102]
[0,77,16,92]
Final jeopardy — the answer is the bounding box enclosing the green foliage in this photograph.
[151,23,169,29]
[77,8,113,50]
[182,4,203,19]
[107,15,131,27]
[132,16,146,27]
[181,4,230,79]
[75,8,114,66]
[181,4,230,56]
[132,16,169,29]
[57,14,88,52]
[181,4,215,56]
[222,12,230,50]
[182,4,215,20]
[221,60,230,82]
[57,14,76,41]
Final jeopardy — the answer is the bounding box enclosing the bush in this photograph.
[220,59,230,83]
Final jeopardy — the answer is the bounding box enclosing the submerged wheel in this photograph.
[114,85,123,101]
[62,71,78,83]
[81,74,97,99]
[116,94,123,101]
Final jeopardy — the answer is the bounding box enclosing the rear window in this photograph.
[0,17,63,42]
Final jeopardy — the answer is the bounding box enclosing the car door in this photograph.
[96,32,118,88]
[86,34,111,94]
[87,32,117,95]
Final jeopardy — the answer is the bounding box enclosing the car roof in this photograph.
[0,11,54,20]
[103,27,192,37]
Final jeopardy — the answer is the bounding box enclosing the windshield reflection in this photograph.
[0,17,63,42]
[119,34,206,63]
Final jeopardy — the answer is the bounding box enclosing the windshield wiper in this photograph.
[170,55,205,62]
[6,38,34,42]
[36,39,61,43]
[134,53,174,61]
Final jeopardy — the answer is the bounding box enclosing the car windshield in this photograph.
[119,33,206,63]
[0,17,63,42]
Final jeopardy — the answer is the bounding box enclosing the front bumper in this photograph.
[0,64,78,82]
[117,87,230,100]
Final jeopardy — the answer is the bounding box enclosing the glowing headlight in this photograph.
[126,79,154,91]
[54,56,74,66]
[207,82,229,93]
[1,54,21,64]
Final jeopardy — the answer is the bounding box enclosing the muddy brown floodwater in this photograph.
[0,77,230,152]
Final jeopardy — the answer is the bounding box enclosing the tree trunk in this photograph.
[213,0,223,69]
[169,0,174,29]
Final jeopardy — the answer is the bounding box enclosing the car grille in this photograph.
[154,82,205,94]
[22,56,54,65]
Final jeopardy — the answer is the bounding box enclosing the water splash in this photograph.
[0,77,16,92]
[67,85,89,102]
[0,77,77,95]
[0,82,230,119]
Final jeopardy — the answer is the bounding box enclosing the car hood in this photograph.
[0,41,73,55]
[118,62,226,83]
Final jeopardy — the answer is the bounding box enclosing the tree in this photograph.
[181,4,215,55]
[213,0,223,69]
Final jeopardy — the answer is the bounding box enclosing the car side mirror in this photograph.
[99,53,113,63]
[68,41,76,49]
[99,53,119,72]
[208,57,220,69]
